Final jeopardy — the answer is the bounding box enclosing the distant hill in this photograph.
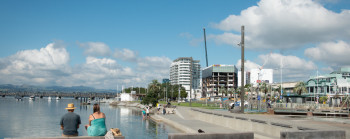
[0,84,117,93]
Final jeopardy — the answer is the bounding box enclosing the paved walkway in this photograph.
[151,106,350,139]
[152,111,237,133]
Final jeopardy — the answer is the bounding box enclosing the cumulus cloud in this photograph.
[211,0,350,49]
[236,60,261,71]
[0,42,70,85]
[137,57,172,79]
[78,42,111,57]
[179,32,203,47]
[305,41,350,66]
[0,41,174,89]
[113,48,139,62]
[236,53,318,82]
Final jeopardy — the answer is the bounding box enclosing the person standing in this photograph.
[60,103,81,137]
[146,107,150,119]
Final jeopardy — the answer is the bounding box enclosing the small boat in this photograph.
[29,95,35,101]
[56,96,61,100]
[15,96,23,101]
[48,96,52,100]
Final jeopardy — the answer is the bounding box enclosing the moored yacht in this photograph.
[29,95,35,101]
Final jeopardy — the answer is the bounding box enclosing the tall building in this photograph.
[238,71,251,87]
[250,69,273,87]
[169,57,201,99]
[202,65,238,97]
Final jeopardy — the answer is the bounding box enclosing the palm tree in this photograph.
[220,86,226,97]
[259,83,268,100]
[228,88,235,97]
[294,81,307,95]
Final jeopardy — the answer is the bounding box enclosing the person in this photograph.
[157,104,160,113]
[146,107,150,118]
[163,107,166,115]
[142,108,146,119]
[60,103,81,137]
[85,103,107,136]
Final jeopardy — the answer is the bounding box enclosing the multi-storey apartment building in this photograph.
[202,65,238,97]
[169,57,201,99]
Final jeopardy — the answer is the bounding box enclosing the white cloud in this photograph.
[113,48,138,62]
[260,53,317,81]
[236,60,261,71]
[236,53,318,82]
[0,42,71,85]
[78,42,111,57]
[0,42,173,89]
[305,41,350,66]
[211,0,350,49]
[179,32,193,39]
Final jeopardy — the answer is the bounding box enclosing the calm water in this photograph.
[0,97,180,139]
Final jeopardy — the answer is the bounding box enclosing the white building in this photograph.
[238,71,250,87]
[170,57,201,99]
[120,93,134,101]
[250,69,273,86]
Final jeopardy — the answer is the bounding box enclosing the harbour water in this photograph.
[0,97,181,138]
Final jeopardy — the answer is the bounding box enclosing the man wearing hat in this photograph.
[60,103,81,137]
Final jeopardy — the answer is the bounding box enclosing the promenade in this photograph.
[151,106,350,139]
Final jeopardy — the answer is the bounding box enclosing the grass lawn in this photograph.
[158,101,221,109]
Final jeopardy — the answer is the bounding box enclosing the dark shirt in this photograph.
[60,112,81,135]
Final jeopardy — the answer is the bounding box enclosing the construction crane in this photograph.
[257,51,272,83]
[203,28,208,67]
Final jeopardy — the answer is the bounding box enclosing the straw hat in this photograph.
[110,128,122,136]
[65,103,76,110]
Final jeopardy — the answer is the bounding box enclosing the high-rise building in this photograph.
[202,65,238,97]
[169,57,201,99]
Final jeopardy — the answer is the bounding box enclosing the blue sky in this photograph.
[0,0,350,89]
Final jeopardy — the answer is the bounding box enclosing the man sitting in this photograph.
[60,103,81,137]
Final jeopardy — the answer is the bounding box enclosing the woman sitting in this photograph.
[85,103,107,136]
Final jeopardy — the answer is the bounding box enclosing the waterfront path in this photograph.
[151,106,350,139]
[151,108,237,134]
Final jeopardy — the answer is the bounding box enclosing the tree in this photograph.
[228,88,235,97]
[180,88,187,99]
[220,86,227,97]
[294,81,307,95]
[259,82,268,100]
[141,80,161,106]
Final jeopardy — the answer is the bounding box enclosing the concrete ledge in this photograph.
[280,130,345,139]
[168,132,254,139]
[5,136,124,139]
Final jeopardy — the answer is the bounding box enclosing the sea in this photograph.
[0,97,181,139]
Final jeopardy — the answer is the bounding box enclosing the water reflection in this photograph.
[0,97,180,139]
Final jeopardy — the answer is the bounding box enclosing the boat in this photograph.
[29,95,35,101]
[48,96,52,100]
[15,96,23,101]
[56,96,61,100]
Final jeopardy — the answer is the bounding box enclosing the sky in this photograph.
[0,0,350,89]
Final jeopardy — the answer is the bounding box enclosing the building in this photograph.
[169,57,201,99]
[250,69,273,87]
[305,67,350,104]
[238,71,251,87]
[202,65,238,97]
[162,78,170,84]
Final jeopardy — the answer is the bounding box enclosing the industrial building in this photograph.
[202,65,238,97]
